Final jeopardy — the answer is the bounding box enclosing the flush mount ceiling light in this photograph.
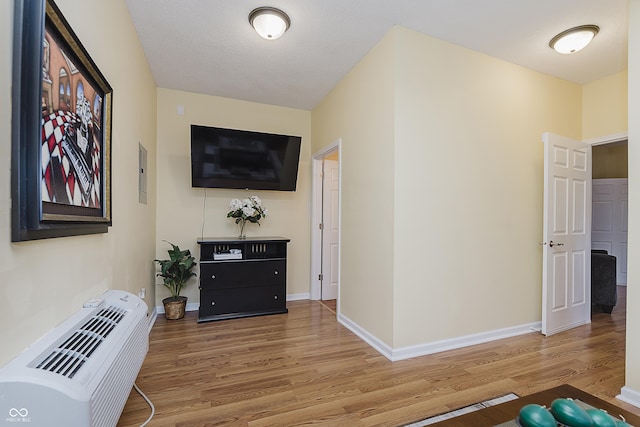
[549,25,600,54]
[249,7,290,40]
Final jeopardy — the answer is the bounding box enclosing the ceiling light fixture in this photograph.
[549,25,600,54]
[249,7,290,40]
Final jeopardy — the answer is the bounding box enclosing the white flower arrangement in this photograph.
[227,196,268,237]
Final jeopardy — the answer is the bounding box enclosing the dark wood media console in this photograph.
[196,237,290,323]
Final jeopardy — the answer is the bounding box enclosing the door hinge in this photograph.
[319,223,324,230]
[318,274,323,281]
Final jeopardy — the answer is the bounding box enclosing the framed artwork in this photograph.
[11,0,113,241]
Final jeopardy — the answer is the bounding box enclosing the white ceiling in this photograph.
[125,0,628,111]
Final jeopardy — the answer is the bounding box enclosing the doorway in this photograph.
[310,141,341,310]
[591,140,628,286]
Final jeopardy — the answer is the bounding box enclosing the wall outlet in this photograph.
[139,288,146,299]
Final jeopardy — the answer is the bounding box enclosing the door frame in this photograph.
[583,131,628,147]
[587,131,629,287]
[310,140,342,303]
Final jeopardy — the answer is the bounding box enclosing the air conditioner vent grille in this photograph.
[33,306,127,379]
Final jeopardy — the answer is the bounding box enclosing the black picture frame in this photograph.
[11,0,113,241]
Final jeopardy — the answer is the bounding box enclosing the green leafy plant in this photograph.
[154,241,197,299]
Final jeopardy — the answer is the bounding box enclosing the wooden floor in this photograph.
[118,287,637,427]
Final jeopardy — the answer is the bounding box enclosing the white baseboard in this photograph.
[338,313,394,359]
[147,307,158,333]
[617,386,640,409]
[390,322,542,361]
[287,293,310,301]
[338,313,542,361]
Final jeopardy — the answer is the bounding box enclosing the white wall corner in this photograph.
[338,313,394,360]
[617,386,640,409]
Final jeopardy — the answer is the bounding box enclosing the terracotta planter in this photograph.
[163,296,187,320]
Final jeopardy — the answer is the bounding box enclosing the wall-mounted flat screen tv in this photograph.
[191,125,302,191]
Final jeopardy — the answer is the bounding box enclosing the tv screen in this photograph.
[190,125,302,191]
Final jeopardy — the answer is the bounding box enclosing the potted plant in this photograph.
[154,241,197,320]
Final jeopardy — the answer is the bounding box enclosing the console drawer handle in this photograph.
[211,275,216,279]
[211,301,215,306]
[274,271,279,275]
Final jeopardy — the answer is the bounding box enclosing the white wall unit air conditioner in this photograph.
[0,290,149,427]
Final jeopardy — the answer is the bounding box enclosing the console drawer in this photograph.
[199,285,286,318]
[200,260,285,290]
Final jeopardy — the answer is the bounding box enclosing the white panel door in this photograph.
[542,133,592,336]
[321,160,339,300]
[592,178,628,284]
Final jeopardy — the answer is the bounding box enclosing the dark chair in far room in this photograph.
[591,249,617,314]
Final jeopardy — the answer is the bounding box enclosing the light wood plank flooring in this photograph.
[118,287,636,426]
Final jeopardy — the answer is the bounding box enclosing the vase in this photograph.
[238,219,247,239]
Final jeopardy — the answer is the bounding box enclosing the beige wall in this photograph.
[393,27,582,347]
[314,26,584,350]
[155,89,312,306]
[312,32,397,345]
[625,0,640,394]
[583,71,628,140]
[0,1,157,366]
